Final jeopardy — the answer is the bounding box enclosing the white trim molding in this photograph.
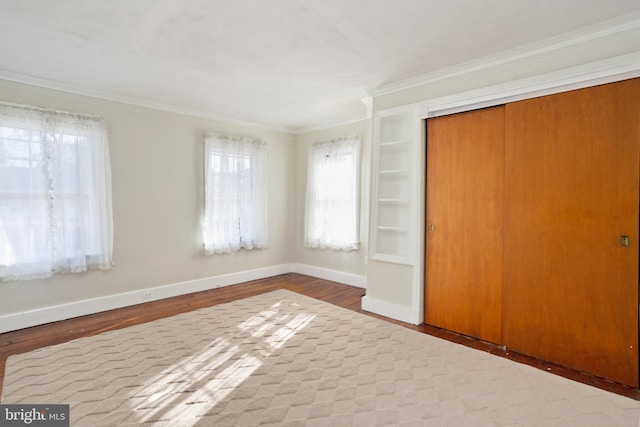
[370,11,640,98]
[0,263,367,333]
[0,71,296,135]
[293,264,367,289]
[361,295,420,325]
[420,52,640,119]
[0,264,294,334]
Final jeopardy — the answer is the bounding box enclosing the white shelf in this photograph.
[370,253,415,266]
[380,139,411,147]
[377,198,409,204]
[370,104,420,266]
[378,169,409,176]
[377,226,410,233]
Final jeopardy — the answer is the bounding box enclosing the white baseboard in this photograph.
[293,263,367,289]
[0,264,293,334]
[361,295,420,325]
[0,263,368,333]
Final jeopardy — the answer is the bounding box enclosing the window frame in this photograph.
[304,135,361,251]
[0,102,113,281]
[202,132,268,254]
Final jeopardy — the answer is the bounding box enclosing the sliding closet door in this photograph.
[425,106,504,344]
[504,78,640,387]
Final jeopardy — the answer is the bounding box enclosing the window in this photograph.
[305,136,360,251]
[202,132,268,254]
[0,102,113,281]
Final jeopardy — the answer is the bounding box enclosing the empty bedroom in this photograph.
[1,1,640,425]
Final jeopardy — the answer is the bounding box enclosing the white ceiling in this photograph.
[1,1,640,133]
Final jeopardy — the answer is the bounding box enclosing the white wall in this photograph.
[0,79,296,327]
[293,120,371,285]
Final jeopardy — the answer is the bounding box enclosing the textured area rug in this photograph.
[3,290,639,426]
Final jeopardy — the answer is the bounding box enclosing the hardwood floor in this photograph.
[1,273,638,401]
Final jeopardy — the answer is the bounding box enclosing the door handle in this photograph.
[621,235,630,247]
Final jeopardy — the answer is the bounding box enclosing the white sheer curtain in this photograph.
[0,102,113,281]
[202,132,268,254]
[305,136,360,251]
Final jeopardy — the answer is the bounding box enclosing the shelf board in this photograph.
[370,253,414,266]
[380,139,411,147]
[378,169,409,176]
[377,198,409,205]
[377,226,410,233]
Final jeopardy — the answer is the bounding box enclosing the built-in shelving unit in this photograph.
[370,104,420,264]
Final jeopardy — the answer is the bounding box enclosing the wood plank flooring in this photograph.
[1,273,638,401]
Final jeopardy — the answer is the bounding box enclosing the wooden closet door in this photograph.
[504,78,640,387]
[425,106,505,344]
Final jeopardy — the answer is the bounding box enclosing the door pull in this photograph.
[621,235,630,247]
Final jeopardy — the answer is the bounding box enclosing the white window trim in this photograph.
[202,132,268,254]
[0,101,113,281]
[304,135,361,252]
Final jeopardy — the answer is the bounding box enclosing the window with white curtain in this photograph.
[202,132,268,254]
[305,136,360,251]
[0,102,113,281]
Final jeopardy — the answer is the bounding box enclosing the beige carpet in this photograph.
[2,290,639,426]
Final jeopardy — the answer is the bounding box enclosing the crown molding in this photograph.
[0,69,297,135]
[292,116,370,135]
[419,51,640,119]
[1,11,638,136]
[369,11,640,98]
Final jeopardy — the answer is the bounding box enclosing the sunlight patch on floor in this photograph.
[131,300,315,424]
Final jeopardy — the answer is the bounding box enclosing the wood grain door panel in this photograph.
[503,78,640,387]
[425,106,505,345]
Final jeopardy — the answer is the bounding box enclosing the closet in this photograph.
[425,106,505,345]
[424,78,640,387]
